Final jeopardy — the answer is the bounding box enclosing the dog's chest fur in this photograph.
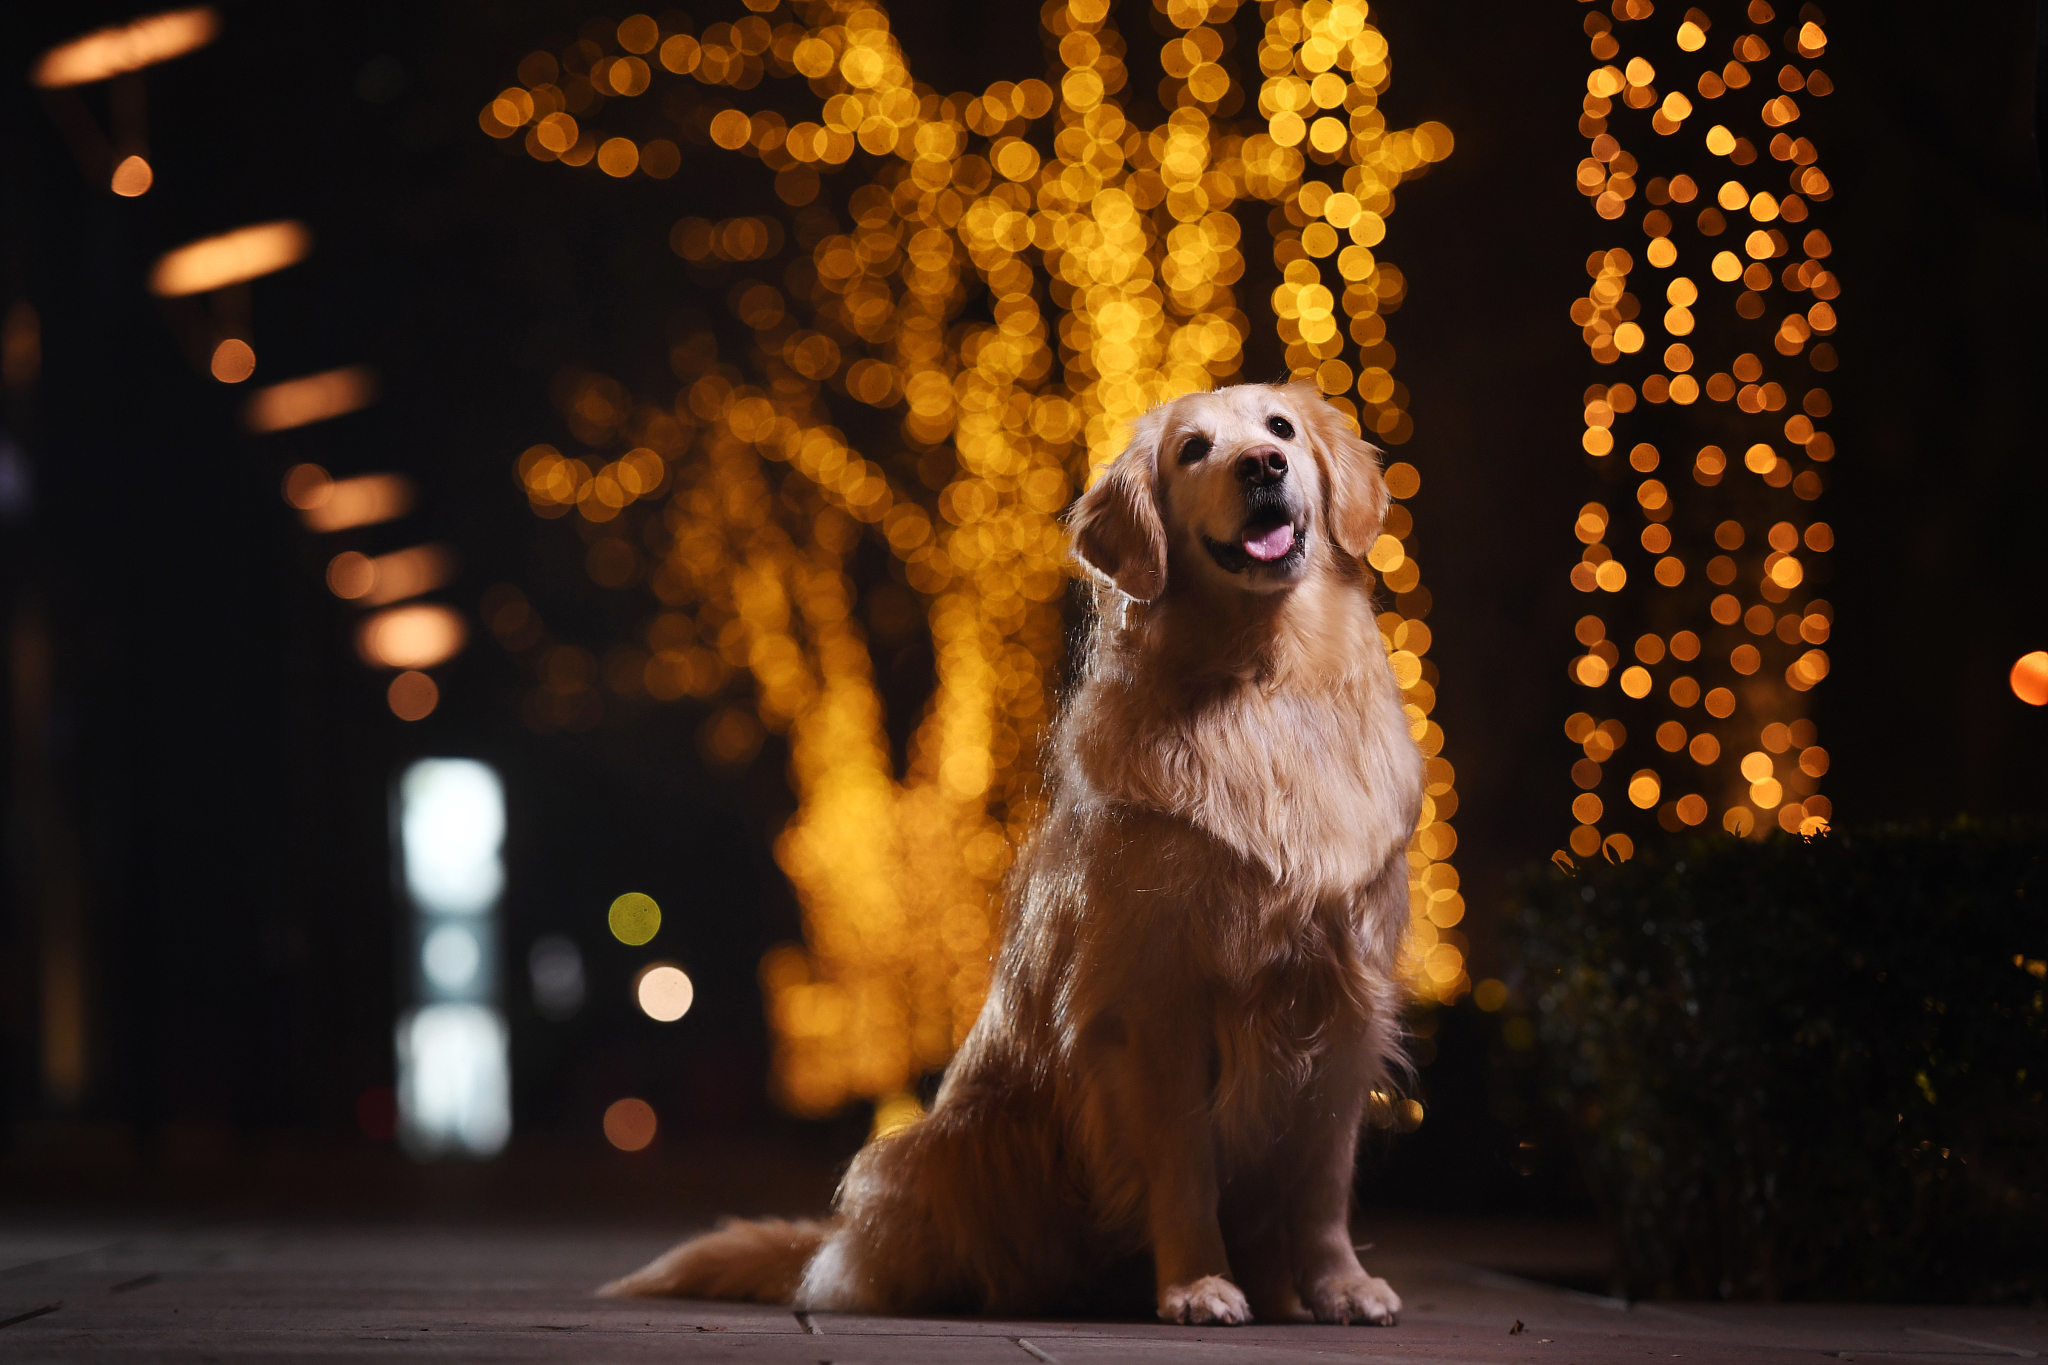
[1069,648,1421,899]
[1044,599,1423,1148]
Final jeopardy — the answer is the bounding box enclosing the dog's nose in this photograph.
[1236,445,1288,487]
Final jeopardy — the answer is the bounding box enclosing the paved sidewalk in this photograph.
[3,1222,2042,1363]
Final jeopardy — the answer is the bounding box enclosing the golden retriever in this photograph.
[602,382,1424,1326]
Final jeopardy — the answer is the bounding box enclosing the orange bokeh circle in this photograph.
[2012,651,2048,707]
[603,1097,657,1152]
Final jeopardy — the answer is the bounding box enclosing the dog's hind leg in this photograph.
[798,1079,1081,1316]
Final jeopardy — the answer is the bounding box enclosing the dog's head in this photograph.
[1069,382,1389,601]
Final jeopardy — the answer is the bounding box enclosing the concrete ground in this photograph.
[5,1220,2043,1364]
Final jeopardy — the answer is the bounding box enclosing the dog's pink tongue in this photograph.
[1242,522,1295,561]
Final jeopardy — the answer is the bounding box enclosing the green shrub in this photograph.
[1504,820,2048,1302]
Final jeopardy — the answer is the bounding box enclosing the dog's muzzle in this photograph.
[1203,487,1306,576]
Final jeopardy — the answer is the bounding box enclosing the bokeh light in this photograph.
[634,963,695,1022]
[1563,0,1834,857]
[602,1096,657,1151]
[296,472,415,532]
[149,220,310,297]
[398,760,505,916]
[528,935,586,1020]
[332,545,455,608]
[387,669,439,721]
[110,155,154,197]
[209,338,255,383]
[492,0,1465,1115]
[356,603,465,670]
[243,365,377,433]
[607,891,661,946]
[31,6,219,87]
[422,923,481,992]
[871,1091,923,1137]
[2012,651,2048,707]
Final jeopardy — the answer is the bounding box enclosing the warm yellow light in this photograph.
[355,603,465,670]
[298,473,413,533]
[32,7,217,88]
[209,338,255,383]
[110,155,154,197]
[503,0,1467,1110]
[871,1092,924,1137]
[597,137,640,177]
[329,544,454,607]
[1564,8,1837,848]
[149,220,311,297]
[243,365,377,433]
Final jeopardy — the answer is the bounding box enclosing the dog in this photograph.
[602,382,1425,1326]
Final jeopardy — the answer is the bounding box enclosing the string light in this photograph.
[31,7,218,88]
[148,220,311,297]
[1564,0,1834,863]
[243,364,378,433]
[491,0,1463,1116]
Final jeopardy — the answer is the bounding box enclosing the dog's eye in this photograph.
[1178,435,1213,465]
[1266,416,1295,440]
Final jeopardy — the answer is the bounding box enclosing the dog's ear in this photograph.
[1068,417,1167,601]
[1290,383,1389,558]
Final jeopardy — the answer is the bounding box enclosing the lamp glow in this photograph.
[396,1004,509,1158]
[33,7,218,88]
[399,759,504,915]
[396,759,510,1160]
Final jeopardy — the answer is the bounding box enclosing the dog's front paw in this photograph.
[1159,1275,1252,1326]
[1303,1271,1401,1326]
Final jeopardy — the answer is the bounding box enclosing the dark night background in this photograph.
[3,0,2044,1216]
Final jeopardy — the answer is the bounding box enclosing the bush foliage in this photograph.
[1505,820,2048,1302]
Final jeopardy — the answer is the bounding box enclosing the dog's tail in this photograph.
[598,1217,835,1302]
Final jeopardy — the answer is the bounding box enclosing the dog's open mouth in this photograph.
[1203,511,1304,575]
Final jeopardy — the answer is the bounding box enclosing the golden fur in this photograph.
[603,383,1424,1326]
